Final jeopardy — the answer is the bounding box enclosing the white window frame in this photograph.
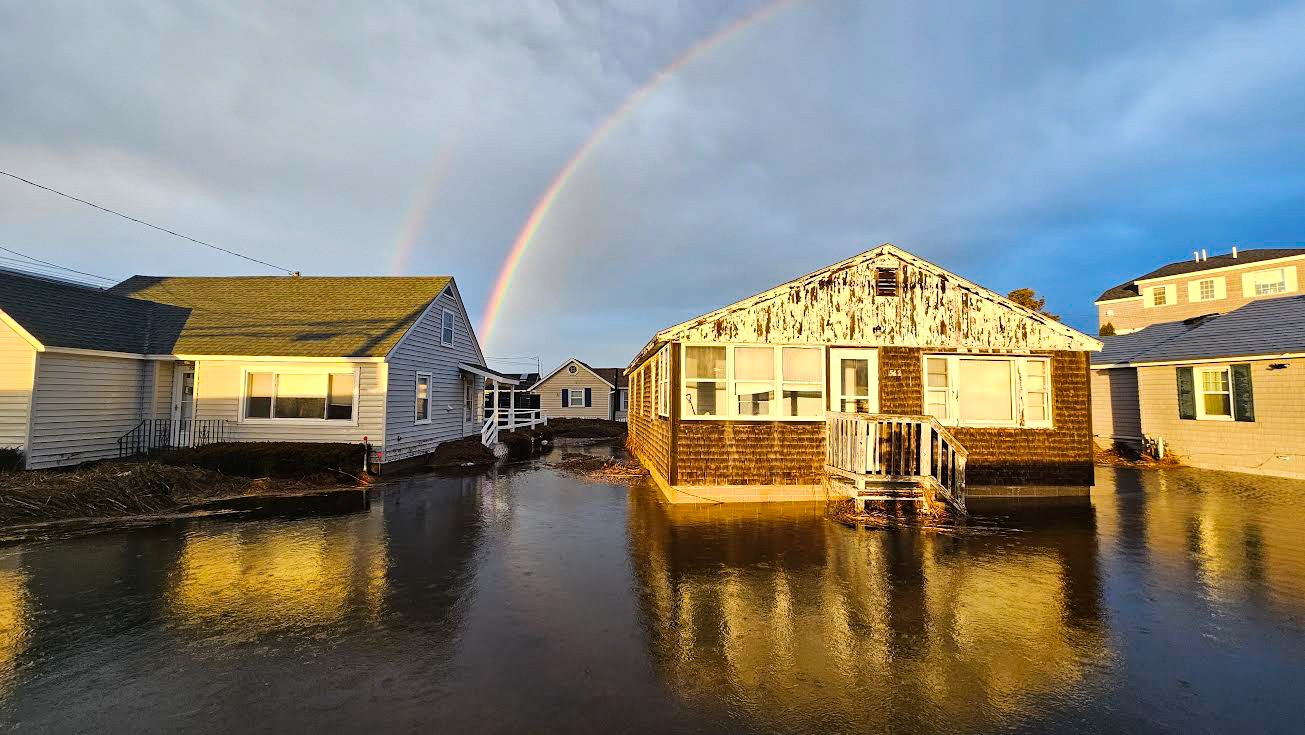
[620,388,628,411]
[239,366,361,426]
[1198,278,1215,301]
[568,388,587,407]
[1144,284,1175,308]
[657,347,670,417]
[920,354,1053,429]
[440,309,456,347]
[1250,268,1287,296]
[415,372,432,424]
[1194,365,1235,421]
[679,343,827,421]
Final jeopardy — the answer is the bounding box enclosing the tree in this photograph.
[1099,322,1117,336]
[1006,288,1060,321]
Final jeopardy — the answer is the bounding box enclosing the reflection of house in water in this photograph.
[625,492,1107,731]
[0,556,28,697]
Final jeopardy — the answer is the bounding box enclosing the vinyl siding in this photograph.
[614,388,628,422]
[26,352,148,469]
[192,360,386,445]
[1138,358,1305,479]
[1091,368,1141,444]
[0,318,36,450]
[535,362,612,420]
[152,360,175,419]
[383,286,485,463]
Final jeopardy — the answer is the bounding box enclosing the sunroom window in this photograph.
[781,347,823,417]
[734,347,774,416]
[1251,268,1287,296]
[245,371,356,421]
[683,346,726,417]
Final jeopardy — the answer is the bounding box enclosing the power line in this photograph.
[0,169,294,274]
[0,243,117,283]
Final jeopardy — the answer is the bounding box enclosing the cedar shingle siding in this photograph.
[673,421,825,486]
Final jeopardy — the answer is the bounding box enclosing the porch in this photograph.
[824,411,968,513]
[461,363,547,447]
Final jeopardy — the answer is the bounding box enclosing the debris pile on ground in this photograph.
[549,452,647,482]
[826,497,953,530]
[546,418,628,440]
[0,462,350,526]
[1094,444,1183,468]
[428,436,499,470]
[499,426,554,460]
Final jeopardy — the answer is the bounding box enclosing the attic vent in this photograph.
[874,267,899,296]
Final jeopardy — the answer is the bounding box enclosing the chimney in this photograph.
[1194,250,1201,262]
[1232,246,1238,258]
[1201,248,1208,261]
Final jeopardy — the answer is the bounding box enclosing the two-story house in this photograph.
[1095,248,1305,334]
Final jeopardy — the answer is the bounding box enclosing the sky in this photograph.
[2,0,1304,374]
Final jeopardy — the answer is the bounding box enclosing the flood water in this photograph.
[2,449,1305,733]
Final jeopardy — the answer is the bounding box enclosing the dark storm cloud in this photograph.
[3,1,1304,369]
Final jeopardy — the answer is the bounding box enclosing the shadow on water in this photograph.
[0,461,1304,732]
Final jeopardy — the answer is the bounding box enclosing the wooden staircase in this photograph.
[824,412,968,514]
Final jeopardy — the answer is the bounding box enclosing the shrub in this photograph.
[0,447,23,472]
[1099,322,1117,336]
[155,442,367,479]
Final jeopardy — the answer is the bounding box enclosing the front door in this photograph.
[829,348,878,414]
[171,368,195,446]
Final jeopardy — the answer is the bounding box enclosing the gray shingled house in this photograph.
[0,269,523,470]
[1091,294,1305,479]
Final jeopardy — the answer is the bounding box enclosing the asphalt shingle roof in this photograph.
[109,275,451,357]
[1095,248,1305,302]
[0,269,187,353]
[1092,320,1200,366]
[1126,295,1305,363]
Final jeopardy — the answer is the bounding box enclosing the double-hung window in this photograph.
[1198,279,1216,300]
[1251,268,1287,296]
[415,373,431,423]
[441,309,456,346]
[244,369,358,422]
[681,344,826,420]
[657,347,670,417]
[922,355,1051,428]
[1196,367,1233,419]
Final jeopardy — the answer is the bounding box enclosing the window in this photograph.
[620,389,628,411]
[658,347,670,417]
[683,346,725,417]
[734,347,774,416]
[1198,279,1216,300]
[1251,268,1287,296]
[1153,287,1167,306]
[1197,367,1232,418]
[681,343,826,420]
[243,370,357,422]
[415,373,431,423]
[465,381,475,419]
[441,309,455,346]
[568,364,578,374]
[922,355,1051,428]
[874,267,899,296]
[569,388,586,407]
[781,347,823,417]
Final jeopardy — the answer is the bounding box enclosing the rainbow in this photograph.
[392,126,463,275]
[476,0,799,348]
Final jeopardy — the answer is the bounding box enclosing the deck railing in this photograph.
[825,412,967,511]
[496,408,547,430]
[118,418,229,458]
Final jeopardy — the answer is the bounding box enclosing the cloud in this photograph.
[2,0,1304,368]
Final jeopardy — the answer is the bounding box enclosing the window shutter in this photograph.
[1176,367,1196,420]
[584,387,592,407]
[561,390,569,408]
[1231,363,1255,422]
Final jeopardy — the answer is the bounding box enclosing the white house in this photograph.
[0,269,524,470]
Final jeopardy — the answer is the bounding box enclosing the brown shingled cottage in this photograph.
[625,244,1102,506]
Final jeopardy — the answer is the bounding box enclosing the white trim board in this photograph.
[529,358,615,391]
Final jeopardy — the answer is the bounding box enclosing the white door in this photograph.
[829,348,878,414]
[171,368,195,446]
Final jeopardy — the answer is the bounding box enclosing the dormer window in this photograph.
[874,267,899,296]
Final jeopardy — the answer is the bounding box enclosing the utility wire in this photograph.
[0,243,117,283]
[0,169,294,274]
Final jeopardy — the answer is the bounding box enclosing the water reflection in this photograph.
[627,494,1108,731]
[0,554,28,697]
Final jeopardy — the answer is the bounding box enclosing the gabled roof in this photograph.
[1096,248,1305,302]
[0,268,188,353]
[591,367,629,389]
[628,243,1100,370]
[1091,319,1204,366]
[110,275,452,357]
[1126,295,1305,364]
[529,358,617,390]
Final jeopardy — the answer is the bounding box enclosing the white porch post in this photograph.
[492,379,500,427]
[508,382,516,429]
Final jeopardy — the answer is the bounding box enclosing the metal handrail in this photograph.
[117,418,229,457]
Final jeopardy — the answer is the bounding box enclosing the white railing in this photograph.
[825,412,967,512]
[496,408,548,430]
[481,414,499,447]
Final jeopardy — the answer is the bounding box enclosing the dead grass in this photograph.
[546,418,628,440]
[826,497,953,530]
[1094,444,1184,469]
[0,461,359,526]
[549,452,647,482]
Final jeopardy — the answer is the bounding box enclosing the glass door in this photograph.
[829,348,878,414]
[172,368,195,446]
